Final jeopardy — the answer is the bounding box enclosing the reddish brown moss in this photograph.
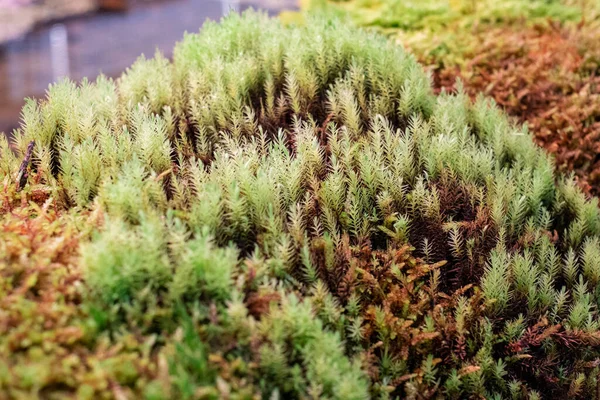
[0,200,171,399]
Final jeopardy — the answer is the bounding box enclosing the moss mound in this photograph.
[284,0,598,62]
[285,1,600,197]
[282,0,597,63]
[3,11,600,399]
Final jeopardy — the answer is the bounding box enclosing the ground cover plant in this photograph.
[285,0,600,196]
[4,10,600,399]
[433,22,600,196]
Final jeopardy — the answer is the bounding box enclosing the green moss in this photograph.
[295,0,587,30]
[3,10,600,399]
[284,0,600,67]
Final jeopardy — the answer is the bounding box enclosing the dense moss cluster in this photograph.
[3,11,600,399]
[283,0,599,66]
[286,0,600,197]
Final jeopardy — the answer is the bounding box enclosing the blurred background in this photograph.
[0,0,297,134]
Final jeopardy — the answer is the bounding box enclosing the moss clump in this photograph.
[3,10,600,399]
[285,1,600,197]
[288,0,589,30]
[284,0,599,66]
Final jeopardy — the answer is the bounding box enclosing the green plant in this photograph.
[3,10,600,399]
[284,0,600,196]
[284,0,599,65]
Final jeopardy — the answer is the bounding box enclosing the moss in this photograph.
[284,0,598,67]
[287,1,600,197]
[2,10,600,399]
